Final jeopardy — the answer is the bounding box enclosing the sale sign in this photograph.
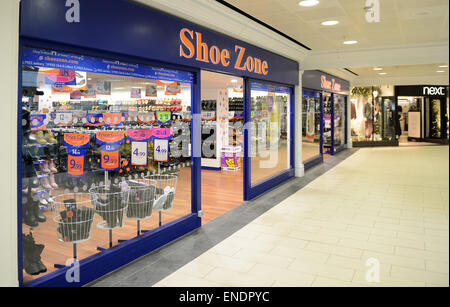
[127,129,152,142]
[103,113,123,127]
[64,133,90,178]
[68,148,86,178]
[127,129,153,166]
[96,131,124,171]
[100,145,121,171]
[153,139,169,162]
[131,142,148,166]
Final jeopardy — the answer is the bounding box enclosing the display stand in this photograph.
[145,172,178,228]
[117,178,157,243]
[90,172,130,251]
[51,193,95,269]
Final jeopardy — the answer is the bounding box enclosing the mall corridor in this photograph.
[151,146,449,287]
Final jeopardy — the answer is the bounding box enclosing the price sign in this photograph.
[157,111,172,124]
[67,148,85,178]
[131,141,148,166]
[100,144,120,171]
[153,139,169,162]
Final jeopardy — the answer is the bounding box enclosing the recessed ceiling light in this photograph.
[439,65,448,68]
[299,0,319,7]
[436,70,445,73]
[343,40,358,45]
[379,72,387,75]
[321,20,339,26]
[373,67,383,71]
[231,79,238,83]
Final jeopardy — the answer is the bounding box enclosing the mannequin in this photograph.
[364,101,374,140]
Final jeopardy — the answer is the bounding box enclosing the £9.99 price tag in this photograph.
[131,142,148,166]
[101,145,120,171]
[153,139,169,162]
[68,148,85,178]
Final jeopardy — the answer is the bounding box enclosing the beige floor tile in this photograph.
[195,252,256,273]
[248,263,316,286]
[154,146,449,288]
[312,277,363,287]
[288,258,355,282]
[203,267,274,287]
[232,248,295,268]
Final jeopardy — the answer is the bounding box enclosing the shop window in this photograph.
[250,82,291,186]
[350,88,397,144]
[20,47,194,283]
[302,93,321,162]
[334,95,346,150]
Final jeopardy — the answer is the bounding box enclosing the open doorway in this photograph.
[200,70,244,223]
[397,96,444,146]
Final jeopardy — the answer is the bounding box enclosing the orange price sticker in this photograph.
[68,154,85,177]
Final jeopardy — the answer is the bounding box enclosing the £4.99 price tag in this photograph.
[153,139,169,162]
[131,142,148,166]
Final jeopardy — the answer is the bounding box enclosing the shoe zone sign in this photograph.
[20,0,299,86]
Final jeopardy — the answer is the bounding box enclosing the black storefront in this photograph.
[395,85,449,144]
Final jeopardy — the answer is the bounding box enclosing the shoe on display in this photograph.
[22,233,47,275]
[49,160,58,173]
[36,131,47,144]
[49,173,58,189]
[39,198,48,206]
[30,178,40,193]
[23,199,39,228]
[32,199,46,223]
[46,131,57,144]
[40,176,52,190]
[40,161,51,173]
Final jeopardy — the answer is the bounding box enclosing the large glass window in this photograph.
[21,47,194,283]
[350,94,396,143]
[334,95,346,150]
[323,93,332,153]
[302,92,321,162]
[250,82,291,185]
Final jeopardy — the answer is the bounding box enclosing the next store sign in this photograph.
[20,0,298,85]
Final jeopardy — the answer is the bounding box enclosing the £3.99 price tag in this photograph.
[131,142,148,166]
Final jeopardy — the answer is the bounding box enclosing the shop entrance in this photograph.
[200,71,244,223]
[398,96,447,145]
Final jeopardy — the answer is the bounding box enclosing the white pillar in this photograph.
[295,70,305,177]
[0,0,20,287]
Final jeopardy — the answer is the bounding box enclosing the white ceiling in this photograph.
[226,0,449,51]
[226,0,449,83]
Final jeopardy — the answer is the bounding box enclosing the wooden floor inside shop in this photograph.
[22,166,245,284]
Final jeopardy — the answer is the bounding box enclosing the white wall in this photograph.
[0,0,20,287]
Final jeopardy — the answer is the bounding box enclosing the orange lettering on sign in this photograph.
[196,32,209,63]
[178,28,269,75]
[179,28,195,59]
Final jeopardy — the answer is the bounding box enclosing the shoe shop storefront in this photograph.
[18,0,298,286]
[395,85,449,144]
[301,70,350,170]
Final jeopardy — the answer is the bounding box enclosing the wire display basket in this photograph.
[90,184,130,230]
[51,193,95,244]
[125,179,157,220]
[145,174,178,211]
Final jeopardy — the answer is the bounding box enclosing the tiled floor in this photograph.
[154,146,449,287]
